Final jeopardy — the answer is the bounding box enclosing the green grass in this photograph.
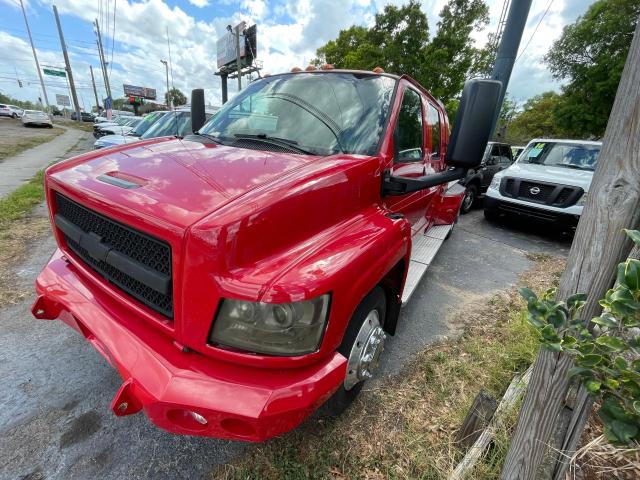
[62,121,94,132]
[0,127,64,162]
[0,170,45,227]
[214,257,565,480]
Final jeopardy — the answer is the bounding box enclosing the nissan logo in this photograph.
[529,186,541,195]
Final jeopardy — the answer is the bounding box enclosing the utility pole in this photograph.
[90,66,101,113]
[19,0,50,113]
[160,59,172,110]
[94,19,111,100]
[489,0,533,137]
[235,23,243,90]
[501,18,640,480]
[53,5,81,122]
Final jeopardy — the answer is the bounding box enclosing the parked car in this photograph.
[95,117,143,137]
[8,105,25,118]
[458,141,513,213]
[0,104,14,118]
[71,111,95,122]
[93,116,136,137]
[22,109,53,127]
[94,111,170,149]
[33,71,499,441]
[484,138,602,229]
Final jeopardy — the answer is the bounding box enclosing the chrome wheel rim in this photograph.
[344,309,386,391]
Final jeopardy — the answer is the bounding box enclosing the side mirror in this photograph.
[382,79,502,197]
[445,79,502,169]
[191,89,206,133]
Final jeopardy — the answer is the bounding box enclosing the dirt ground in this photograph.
[0,116,64,161]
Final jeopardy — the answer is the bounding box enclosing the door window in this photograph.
[395,88,423,162]
[427,103,441,159]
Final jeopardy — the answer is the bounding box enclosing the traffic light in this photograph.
[128,96,142,105]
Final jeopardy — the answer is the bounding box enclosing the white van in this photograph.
[484,138,602,229]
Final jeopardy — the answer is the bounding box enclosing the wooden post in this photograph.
[456,390,498,448]
[501,17,640,480]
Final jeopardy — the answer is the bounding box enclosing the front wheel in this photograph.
[325,286,387,415]
[460,184,478,214]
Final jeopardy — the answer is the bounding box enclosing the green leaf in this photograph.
[519,287,537,302]
[604,378,619,390]
[566,293,587,310]
[624,259,640,291]
[577,343,595,355]
[591,313,618,329]
[634,401,640,414]
[526,314,545,328]
[614,357,629,370]
[595,335,625,352]
[547,308,568,329]
[541,324,561,342]
[624,229,640,247]
[545,342,562,352]
[578,354,604,367]
[585,378,601,393]
[568,366,592,378]
[609,419,639,444]
[562,335,577,347]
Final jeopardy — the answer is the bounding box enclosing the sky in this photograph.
[0,0,595,111]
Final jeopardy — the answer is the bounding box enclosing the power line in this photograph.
[515,0,554,63]
[109,0,117,77]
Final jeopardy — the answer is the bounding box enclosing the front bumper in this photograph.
[33,249,346,441]
[484,196,580,229]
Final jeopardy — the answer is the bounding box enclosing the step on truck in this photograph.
[32,68,500,441]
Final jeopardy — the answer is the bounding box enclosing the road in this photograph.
[0,187,572,480]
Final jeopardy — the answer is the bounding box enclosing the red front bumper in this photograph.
[33,249,346,441]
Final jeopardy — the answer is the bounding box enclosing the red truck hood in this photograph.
[49,137,317,228]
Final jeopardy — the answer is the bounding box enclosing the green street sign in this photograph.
[43,68,66,78]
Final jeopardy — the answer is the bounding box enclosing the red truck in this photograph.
[32,68,500,441]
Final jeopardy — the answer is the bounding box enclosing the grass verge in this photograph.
[61,121,94,132]
[0,127,64,162]
[214,256,565,480]
[0,169,50,306]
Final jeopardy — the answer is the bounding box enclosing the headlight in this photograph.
[209,295,331,355]
[488,176,502,191]
[576,193,587,206]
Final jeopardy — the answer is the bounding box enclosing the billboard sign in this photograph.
[44,68,66,78]
[55,94,70,106]
[216,23,257,69]
[123,84,157,100]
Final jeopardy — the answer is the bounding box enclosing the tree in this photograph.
[545,0,640,138]
[493,94,518,141]
[421,0,489,102]
[313,0,490,105]
[504,92,566,143]
[165,88,187,106]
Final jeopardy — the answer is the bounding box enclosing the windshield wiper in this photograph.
[556,164,592,171]
[234,133,316,155]
[194,132,224,145]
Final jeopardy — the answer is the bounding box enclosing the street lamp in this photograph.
[160,59,172,110]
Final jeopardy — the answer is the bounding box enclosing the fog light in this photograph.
[190,411,208,425]
[167,408,209,430]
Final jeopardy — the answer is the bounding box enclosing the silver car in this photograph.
[22,110,53,128]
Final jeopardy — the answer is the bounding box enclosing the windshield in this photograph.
[199,72,397,156]
[130,112,167,136]
[518,141,601,171]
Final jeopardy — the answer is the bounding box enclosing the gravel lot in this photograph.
[0,190,572,479]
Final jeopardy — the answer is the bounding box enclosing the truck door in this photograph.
[385,84,431,236]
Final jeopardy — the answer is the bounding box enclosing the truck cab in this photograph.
[32,69,500,441]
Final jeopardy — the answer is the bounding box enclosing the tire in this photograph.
[11,113,17,119]
[460,184,478,214]
[324,286,387,416]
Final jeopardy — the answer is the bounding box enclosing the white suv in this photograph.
[484,138,602,229]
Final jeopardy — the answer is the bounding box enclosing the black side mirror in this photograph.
[445,79,502,169]
[191,89,206,133]
[382,79,502,197]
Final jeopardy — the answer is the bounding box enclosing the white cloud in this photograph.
[188,0,210,7]
[0,0,598,108]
